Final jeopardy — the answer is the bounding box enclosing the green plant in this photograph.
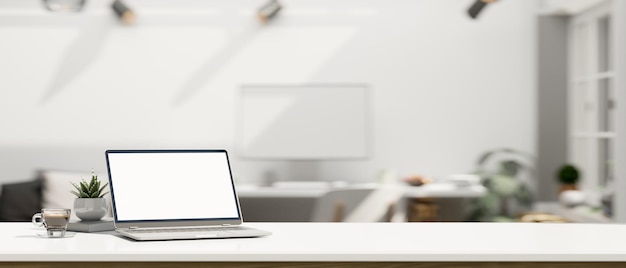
[70,171,109,198]
[557,164,579,185]
[469,148,534,222]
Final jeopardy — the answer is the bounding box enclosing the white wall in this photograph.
[0,0,536,184]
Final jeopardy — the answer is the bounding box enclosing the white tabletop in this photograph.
[2,222,626,262]
[237,183,486,198]
[237,185,328,198]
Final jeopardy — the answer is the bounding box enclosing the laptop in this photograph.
[105,149,271,241]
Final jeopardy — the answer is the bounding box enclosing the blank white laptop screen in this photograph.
[107,151,240,221]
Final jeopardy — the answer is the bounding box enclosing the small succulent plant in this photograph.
[70,171,109,198]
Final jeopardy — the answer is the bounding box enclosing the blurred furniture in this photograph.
[407,198,438,222]
[0,179,42,221]
[0,174,486,222]
[310,188,374,222]
[533,202,612,223]
[402,183,487,222]
[519,212,569,223]
[237,184,328,222]
[3,222,626,266]
[0,170,112,222]
[238,183,486,222]
[239,196,318,222]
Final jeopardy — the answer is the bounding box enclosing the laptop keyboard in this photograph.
[125,226,251,234]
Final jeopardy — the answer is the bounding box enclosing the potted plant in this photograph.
[557,164,579,193]
[70,171,109,221]
[469,148,534,222]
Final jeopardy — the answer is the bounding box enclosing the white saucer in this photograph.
[36,231,76,238]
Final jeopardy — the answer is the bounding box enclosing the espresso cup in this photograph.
[32,208,71,238]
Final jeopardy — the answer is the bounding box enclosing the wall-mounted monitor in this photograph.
[237,84,370,160]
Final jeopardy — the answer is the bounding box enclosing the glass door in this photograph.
[569,1,615,209]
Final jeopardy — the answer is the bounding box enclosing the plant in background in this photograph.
[70,171,108,198]
[469,148,534,222]
[557,164,580,192]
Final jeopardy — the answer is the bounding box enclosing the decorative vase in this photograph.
[74,198,107,221]
[559,190,586,208]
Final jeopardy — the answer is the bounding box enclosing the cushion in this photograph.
[0,179,43,221]
[39,170,112,221]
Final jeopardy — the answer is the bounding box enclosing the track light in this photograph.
[41,0,86,12]
[468,0,498,19]
[111,0,136,25]
[257,0,282,23]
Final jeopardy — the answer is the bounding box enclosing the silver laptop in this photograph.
[105,149,271,241]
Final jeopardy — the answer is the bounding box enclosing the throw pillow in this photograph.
[39,170,112,221]
[0,179,43,221]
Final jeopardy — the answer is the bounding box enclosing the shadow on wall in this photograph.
[40,19,113,104]
[172,24,261,106]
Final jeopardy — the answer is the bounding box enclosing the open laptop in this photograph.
[105,149,271,241]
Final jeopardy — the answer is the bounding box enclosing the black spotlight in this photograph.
[257,0,282,23]
[468,0,498,19]
[41,0,86,12]
[111,0,136,25]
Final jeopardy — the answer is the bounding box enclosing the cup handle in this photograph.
[32,213,44,227]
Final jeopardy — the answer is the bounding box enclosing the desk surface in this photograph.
[237,183,486,198]
[2,222,626,262]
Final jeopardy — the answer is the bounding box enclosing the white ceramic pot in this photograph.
[74,198,107,221]
[559,190,586,208]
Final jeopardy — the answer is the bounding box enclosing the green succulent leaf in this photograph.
[97,183,109,198]
[79,180,89,194]
[69,171,109,198]
[70,190,81,198]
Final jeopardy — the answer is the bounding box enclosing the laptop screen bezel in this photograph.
[105,149,243,228]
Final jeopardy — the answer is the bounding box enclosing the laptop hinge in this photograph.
[222,224,231,226]
[129,226,140,229]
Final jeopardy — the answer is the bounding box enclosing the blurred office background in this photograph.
[0,0,624,223]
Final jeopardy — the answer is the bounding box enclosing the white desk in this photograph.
[237,185,328,198]
[237,183,486,222]
[2,222,626,266]
[237,183,486,199]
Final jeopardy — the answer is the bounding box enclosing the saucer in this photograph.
[36,231,76,238]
